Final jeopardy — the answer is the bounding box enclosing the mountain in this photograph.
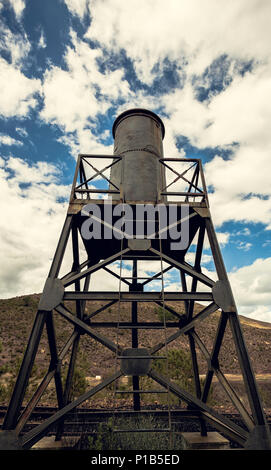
[0,293,270,413]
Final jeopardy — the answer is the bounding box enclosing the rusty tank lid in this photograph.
[112,108,165,140]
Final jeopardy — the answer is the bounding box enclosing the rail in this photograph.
[70,154,208,204]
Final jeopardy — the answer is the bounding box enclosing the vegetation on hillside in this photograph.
[0,293,270,412]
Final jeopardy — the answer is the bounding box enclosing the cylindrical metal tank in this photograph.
[110,109,166,202]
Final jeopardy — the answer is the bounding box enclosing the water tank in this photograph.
[111,108,166,202]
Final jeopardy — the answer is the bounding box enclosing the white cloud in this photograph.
[204,150,271,227]
[81,1,271,232]
[179,256,271,323]
[216,232,230,247]
[236,241,252,252]
[57,130,113,160]
[0,58,41,118]
[6,156,62,184]
[85,0,271,83]
[16,127,28,138]
[38,30,47,49]
[63,0,89,19]
[191,229,230,250]
[8,0,25,21]
[0,19,30,65]
[0,156,70,298]
[41,31,131,154]
[234,228,251,237]
[229,257,271,322]
[200,65,271,149]
[0,134,22,146]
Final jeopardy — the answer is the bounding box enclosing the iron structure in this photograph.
[1,109,270,450]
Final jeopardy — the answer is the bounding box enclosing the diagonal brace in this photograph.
[55,304,121,354]
[149,247,215,287]
[21,370,123,449]
[63,248,130,287]
[148,369,248,445]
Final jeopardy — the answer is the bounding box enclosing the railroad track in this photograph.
[0,405,205,429]
[2,405,267,431]
[1,405,270,449]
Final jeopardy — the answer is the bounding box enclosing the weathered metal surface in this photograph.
[120,348,151,376]
[110,108,166,202]
[0,430,23,450]
[128,239,151,251]
[244,425,271,450]
[212,280,235,312]
[38,278,64,311]
[63,291,214,301]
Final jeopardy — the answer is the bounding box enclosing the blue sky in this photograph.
[0,0,271,322]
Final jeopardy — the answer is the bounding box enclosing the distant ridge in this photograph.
[0,293,270,412]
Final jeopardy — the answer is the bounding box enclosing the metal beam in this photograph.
[63,248,130,287]
[21,370,123,449]
[187,333,207,436]
[60,258,90,283]
[48,215,73,279]
[131,260,140,411]
[191,331,254,431]
[200,411,246,447]
[148,369,248,446]
[205,216,267,427]
[103,266,131,286]
[15,332,78,435]
[55,304,121,354]
[45,313,64,413]
[188,223,206,319]
[141,266,173,286]
[154,301,184,320]
[185,164,200,202]
[229,312,267,426]
[76,156,121,191]
[178,302,218,335]
[149,247,215,287]
[192,312,227,404]
[179,258,207,435]
[214,369,254,431]
[87,322,180,328]
[2,310,48,430]
[150,329,183,355]
[86,300,118,320]
[63,291,213,302]
[69,153,81,202]
[149,303,218,355]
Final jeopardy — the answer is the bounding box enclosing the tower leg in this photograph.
[56,226,91,439]
[205,216,271,448]
[180,265,207,436]
[131,260,140,411]
[2,215,72,433]
[2,310,48,430]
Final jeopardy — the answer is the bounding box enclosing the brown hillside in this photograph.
[0,293,270,413]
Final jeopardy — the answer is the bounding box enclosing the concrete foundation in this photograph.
[31,436,79,450]
[181,432,230,450]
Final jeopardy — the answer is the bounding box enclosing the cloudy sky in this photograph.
[0,0,271,323]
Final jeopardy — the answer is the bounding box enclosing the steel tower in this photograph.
[1,109,270,450]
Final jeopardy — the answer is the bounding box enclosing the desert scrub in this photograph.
[153,349,194,393]
[62,366,88,399]
[155,306,176,322]
[88,416,184,450]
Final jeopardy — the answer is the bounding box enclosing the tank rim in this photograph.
[112,108,165,140]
